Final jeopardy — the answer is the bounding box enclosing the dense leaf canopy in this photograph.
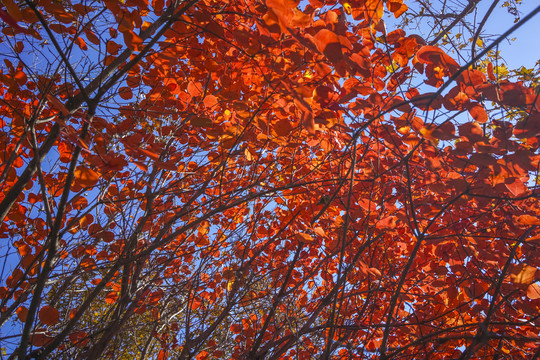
[0,0,539,359]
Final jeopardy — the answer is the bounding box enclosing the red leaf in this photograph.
[431,121,456,140]
[468,103,488,123]
[158,349,167,360]
[46,94,70,116]
[69,331,89,348]
[0,8,29,33]
[39,305,60,326]
[410,92,442,110]
[274,118,293,137]
[190,116,214,128]
[118,87,133,100]
[487,62,496,81]
[29,333,54,347]
[513,112,540,139]
[16,306,28,322]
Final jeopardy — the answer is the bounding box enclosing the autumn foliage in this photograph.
[0,0,539,358]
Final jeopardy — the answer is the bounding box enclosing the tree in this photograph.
[0,0,539,358]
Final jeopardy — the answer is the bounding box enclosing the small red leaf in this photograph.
[16,306,28,322]
[487,62,496,81]
[118,87,133,100]
[39,306,60,326]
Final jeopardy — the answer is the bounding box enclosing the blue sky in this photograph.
[478,1,540,69]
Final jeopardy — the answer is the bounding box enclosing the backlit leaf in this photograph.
[294,232,314,243]
[527,283,540,299]
[510,264,537,285]
[74,166,100,188]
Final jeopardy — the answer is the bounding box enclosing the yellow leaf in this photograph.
[343,2,352,15]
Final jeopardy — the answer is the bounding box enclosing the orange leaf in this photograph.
[416,45,460,73]
[367,267,382,278]
[510,264,537,285]
[123,30,143,51]
[515,215,540,226]
[196,351,209,360]
[313,226,326,238]
[75,37,87,51]
[504,177,527,197]
[134,161,148,172]
[74,166,100,188]
[312,29,343,63]
[139,148,161,161]
[203,95,218,109]
[187,81,203,97]
[376,216,397,230]
[294,232,314,244]
[158,350,167,360]
[527,283,540,299]
[468,103,488,123]
[387,0,407,18]
[105,291,118,304]
[39,305,60,326]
